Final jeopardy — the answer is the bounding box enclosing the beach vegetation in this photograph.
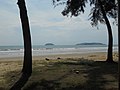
[53,0,118,63]
[89,0,117,63]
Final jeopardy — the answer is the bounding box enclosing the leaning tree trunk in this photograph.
[18,0,32,75]
[118,1,120,88]
[98,0,114,62]
[10,0,32,89]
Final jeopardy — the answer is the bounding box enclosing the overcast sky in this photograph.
[0,0,118,45]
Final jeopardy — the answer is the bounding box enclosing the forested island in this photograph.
[76,42,106,45]
[45,43,54,46]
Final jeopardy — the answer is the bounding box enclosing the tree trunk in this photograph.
[118,0,120,88]
[98,0,114,62]
[18,0,32,75]
[10,0,32,89]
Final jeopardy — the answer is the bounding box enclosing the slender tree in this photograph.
[10,0,32,89]
[89,0,117,62]
[99,1,114,62]
[18,0,32,75]
[53,0,117,62]
[118,0,120,88]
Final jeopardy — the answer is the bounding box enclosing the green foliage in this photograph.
[53,0,88,17]
[89,0,118,27]
[89,6,105,26]
[53,0,118,26]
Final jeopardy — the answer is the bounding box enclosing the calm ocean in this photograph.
[0,45,118,58]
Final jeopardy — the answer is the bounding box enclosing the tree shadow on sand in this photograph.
[82,61,118,90]
[4,59,118,90]
[22,59,118,90]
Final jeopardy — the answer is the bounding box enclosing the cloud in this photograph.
[0,0,118,45]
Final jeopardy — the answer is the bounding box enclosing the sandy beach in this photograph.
[0,52,118,89]
[0,52,118,62]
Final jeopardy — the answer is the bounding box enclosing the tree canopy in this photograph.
[53,0,118,26]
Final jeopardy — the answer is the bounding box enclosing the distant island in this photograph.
[76,42,106,45]
[45,43,54,46]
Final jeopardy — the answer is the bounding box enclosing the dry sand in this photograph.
[0,52,118,75]
[0,52,118,89]
[0,52,118,62]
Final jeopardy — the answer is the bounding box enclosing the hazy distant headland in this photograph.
[76,42,106,45]
[44,42,106,46]
[45,43,55,46]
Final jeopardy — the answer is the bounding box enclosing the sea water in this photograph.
[0,45,118,58]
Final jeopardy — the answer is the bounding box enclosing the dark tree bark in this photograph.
[17,0,32,75]
[118,0,120,88]
[98,0,114,62]
[10,0,32,89]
